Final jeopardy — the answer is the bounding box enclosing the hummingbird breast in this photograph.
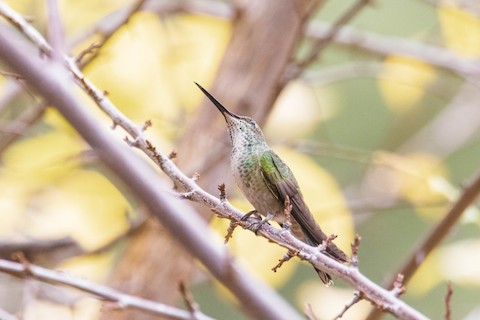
[230,145,285,222]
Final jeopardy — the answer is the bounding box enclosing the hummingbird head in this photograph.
[195,82,267,148]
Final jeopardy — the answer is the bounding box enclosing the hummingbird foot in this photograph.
[240,210,262,222]
[252,213,274,235]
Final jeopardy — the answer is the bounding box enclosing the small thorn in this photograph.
[142,119,153,131]
[168,150,177,159]
[191,172,200,182]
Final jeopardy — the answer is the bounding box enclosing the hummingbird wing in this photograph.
[260,150,349,263]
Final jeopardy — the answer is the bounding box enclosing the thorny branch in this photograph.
[285,0,372,81]
[0,258,215,320]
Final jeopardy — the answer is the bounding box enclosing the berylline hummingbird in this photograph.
[195,83,349,284]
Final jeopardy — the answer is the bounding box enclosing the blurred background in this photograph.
[0,0,479,319]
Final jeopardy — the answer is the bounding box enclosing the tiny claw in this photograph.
[253,213,274,235]
[241,210,260,222]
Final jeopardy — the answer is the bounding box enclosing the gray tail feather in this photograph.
[315,267,333,286]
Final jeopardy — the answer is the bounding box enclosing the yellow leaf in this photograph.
[85,12,231,127]
[438,5,480,57]
[1,131,84,185]
[378,55,436,113]
[374,152,450,219]
[265,81,336,140]
[26,169,130,250]
[297,281,371,319]
[409,239,480,295]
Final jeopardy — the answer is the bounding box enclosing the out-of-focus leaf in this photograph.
[25,169,130,250]
[378,56,436,113]
[266,81,336,140]
[409,239,480,295]
[374,152,451,219]
[2,131,83,184]
[85,12,231,132]
[438,4,480,57]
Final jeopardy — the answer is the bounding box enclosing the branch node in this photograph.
[168,150,177,159]
[272,250,296,272]
[191,172,200,182]
[333,291,364,320]
[391,273,406,297]
[141,119,152,132]
[319,234,338,252]
[75,42,101,64]
[350,234,362,267]
[11,251,32,275]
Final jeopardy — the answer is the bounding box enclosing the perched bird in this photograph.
[195,82,349,284]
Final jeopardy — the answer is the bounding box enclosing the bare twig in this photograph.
[0,259,215,320]
[305,21,480,78]
[0,215,146,260]
[76,0,147,67]
[391,274,406,297]
[350,234,361,267]
[286,0,372,81]
[179,282,201,319]
[444,281,453,320]
[305,303,319,320]
[272,250,295,273]
[333,291,363,320]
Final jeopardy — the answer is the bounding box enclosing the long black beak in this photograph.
[195,82,239,119]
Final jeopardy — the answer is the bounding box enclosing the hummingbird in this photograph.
[195,82,349,284]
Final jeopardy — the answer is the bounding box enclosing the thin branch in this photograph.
[305,21,480,78]
[390,171,480,285]
[76,0,147,67]
[333,291,363,320]
[0,101,47,154]
[366,171,480,320]
[0,259,215,320]
[444,281,453,320]
[285,0,372,81]
[0,214,146,260]
[179,282,202,320]
[46,0,64,62]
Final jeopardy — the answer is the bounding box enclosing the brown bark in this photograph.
[102,1,320,319]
